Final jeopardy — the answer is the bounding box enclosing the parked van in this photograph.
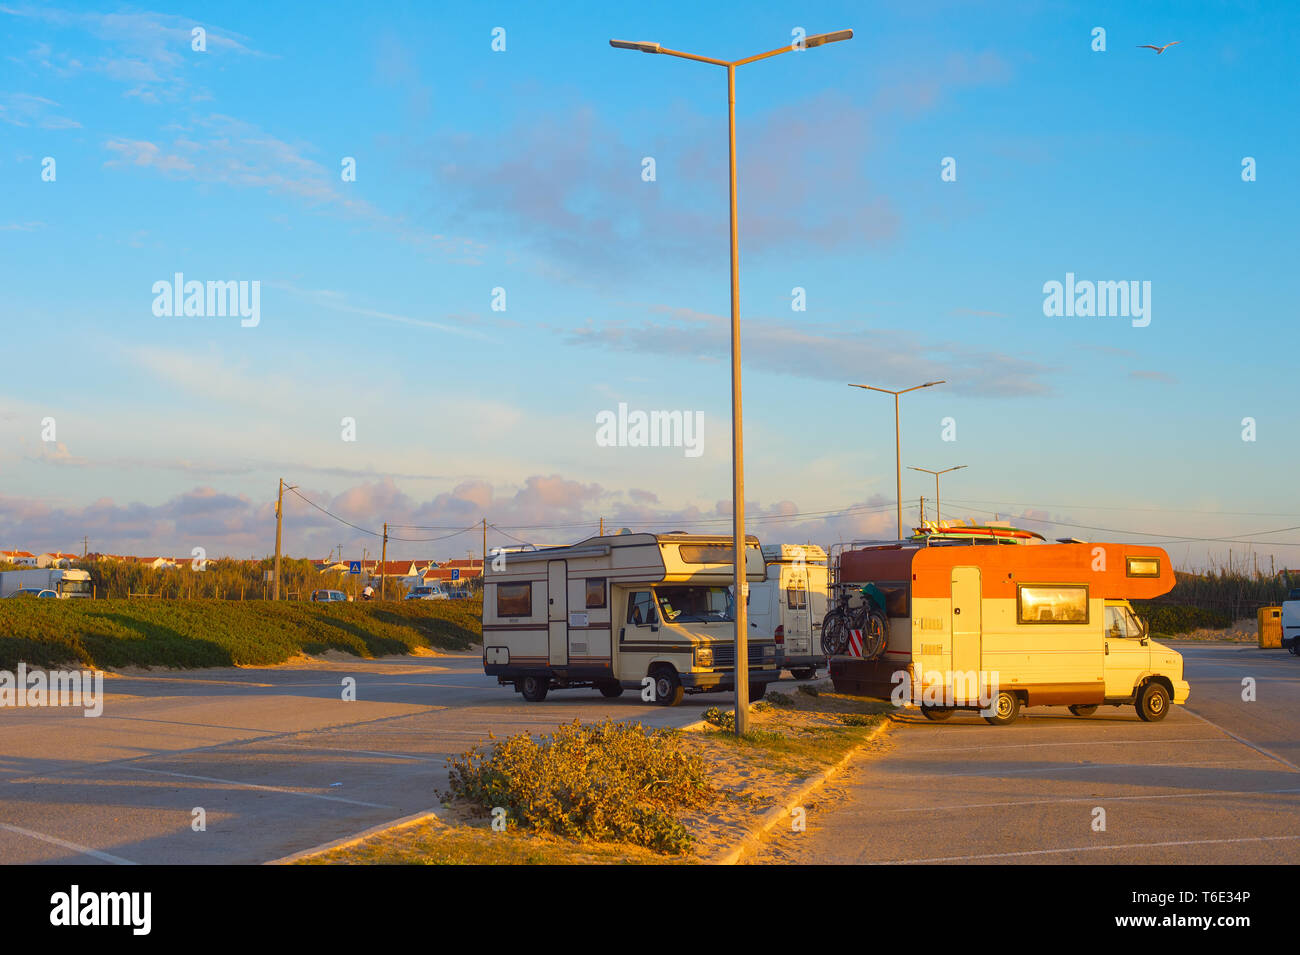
[748,544,829,679]
[1282,587,1300,656]
[827,530,1189,724]
[482,532,779,705]
[0,568,92,599]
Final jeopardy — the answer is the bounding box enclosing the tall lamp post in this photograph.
[612,29,853,735]
[908,465,967,526]
[848,381,945,539]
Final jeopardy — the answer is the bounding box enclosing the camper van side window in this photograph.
[626,591,657,626]
[496,582,532,617]
[585,578,606,609]
[1017,584,1089,624]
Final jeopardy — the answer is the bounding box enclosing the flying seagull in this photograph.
[1137,41,1180,54]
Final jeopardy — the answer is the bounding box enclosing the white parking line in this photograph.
[883,833,1300,864]
[876,785,1300,814]
[0,822,136,865]
[901,736,1227,755]
[1184,708,1300,772]
[125,767,393,808]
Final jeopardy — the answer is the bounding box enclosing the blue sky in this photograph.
[1,0,1297,567]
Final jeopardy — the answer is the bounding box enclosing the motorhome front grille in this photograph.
[709,644,767,667]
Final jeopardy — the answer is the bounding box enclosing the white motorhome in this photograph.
[0,567,93,598]
[1282,587,1300,655]
[482,532,779,705]
[748,544,829,680]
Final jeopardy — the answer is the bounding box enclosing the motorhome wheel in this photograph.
[598,681,624,698]
[920,705,953,721]
[983,690,1020,726]
[1136,682,1169,722]
[518,675,548,702]
[650,665,684,706]
[1068,704,1098,717]
[748,681,766,702]
[790,668,817,681]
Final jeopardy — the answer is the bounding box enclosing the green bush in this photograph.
[0,598,481,670]
[702,705,736,730]
[1132,603,1232,636]
[444,719,714,854]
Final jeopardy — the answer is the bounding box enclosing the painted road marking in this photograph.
[877,785,1300,814]
[1184,708,1300,772]
[125,767,393,808]
[0,822,136,865]
[884,834,1300,864]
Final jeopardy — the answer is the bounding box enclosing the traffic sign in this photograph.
[349,561,361,575]
[451,568,460,581]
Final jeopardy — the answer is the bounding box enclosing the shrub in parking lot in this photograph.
[701,705,735,731]
[444,719,713,854]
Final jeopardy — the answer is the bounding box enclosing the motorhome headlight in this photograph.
[694,646,714,668]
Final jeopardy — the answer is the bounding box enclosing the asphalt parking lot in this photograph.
[2,643,1295,865]
[749,644,1300,864]
[0,653,717,864]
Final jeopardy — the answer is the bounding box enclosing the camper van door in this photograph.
[548,560,568,666]
[785,567,811,656]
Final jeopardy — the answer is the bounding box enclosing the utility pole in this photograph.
[919,496,926,525]
[380,522,389,600]
[482,518,487,570]
[599,517,604,536]
[850,381,946,539]
[82,536,89,559]
[273,478,285,601]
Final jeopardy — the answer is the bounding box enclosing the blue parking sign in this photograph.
[451,568,460,580]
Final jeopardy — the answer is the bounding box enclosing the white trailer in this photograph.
[0,567,93,598]
[482,532,778,705]
[748,544,829,680]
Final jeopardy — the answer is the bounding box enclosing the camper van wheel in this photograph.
[748,681,767,703]
[790,668,817,681]
[1135,682,1170,722]
[649,666,684,707]
[920,705,954,721]
[1068,704,1098,717]
[598,681,624,698]
[983,690,1021,726]
[517,675,549,703]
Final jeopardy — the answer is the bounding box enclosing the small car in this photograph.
[405,586,449,600]
[4,588,57,598]
[310,589,349,603]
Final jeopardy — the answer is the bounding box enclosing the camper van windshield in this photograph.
[655,586,733,623]
[58,578,91,595]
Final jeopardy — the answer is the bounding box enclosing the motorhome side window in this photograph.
[626,591,657,626]
[875,582,910,617]
[585,578,606,609]
[1017,584,1089,624]
[496,582,532,617]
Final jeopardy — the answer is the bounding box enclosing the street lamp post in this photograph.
[908,465,967,525]
[848,381,945,539]
[612,29,852,735]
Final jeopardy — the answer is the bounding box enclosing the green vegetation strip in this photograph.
[0,598,482,670]
[296,688,891,865]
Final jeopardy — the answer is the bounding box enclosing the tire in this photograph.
[983,690,1021,726]
[1289,641,1300,657]
[650,666,684,707]
[821,609,849,657]
[598,681,624,698]
[920,705,954,722]
[1068,704,1098,717]
[858,607,889,661]
[518,675,548,702]
[1135,682,1170,722]
[748,681,767,702]
[790,668,817,681]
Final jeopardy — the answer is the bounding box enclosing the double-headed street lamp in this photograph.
[908,465,967,525]
[611,29,853,735]
[848,381,945,540]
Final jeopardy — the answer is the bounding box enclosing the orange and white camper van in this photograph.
[828,527,1189,724]
[482,532,779,705]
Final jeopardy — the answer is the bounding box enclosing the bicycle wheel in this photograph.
[821,608,849,657]
[860,607,889,660]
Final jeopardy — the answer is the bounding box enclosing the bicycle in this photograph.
[820,584,889,660]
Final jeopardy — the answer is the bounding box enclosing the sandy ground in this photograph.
[1166,618,1258,642]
